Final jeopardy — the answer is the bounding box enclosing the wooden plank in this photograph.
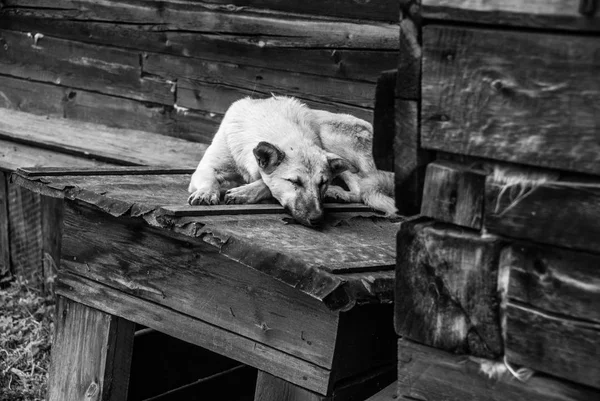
[397,337,600,401]
[0,108,207,168]
[0,75,219,142]
[0,173,10,280]
[0,29,173,105]
[394,99,434,217]
[55,272,332,395]
[502,243,600,324]
[1,15,399,83]
[200,0,400,22]
[485,168,600,252]
[17,166,194,177]
[254,371,326,401]
[395,217,504,358]
[176,79,374,123]
[2,0,399,49]
[60,200,340,370]
[161,203,373,217]
[40,195,63,295]
[372,70,396,172]
[144,53,376,109]
[396,2,421,100]
[421,26,600,175]
[422,0,600,32]
[506,302,600,389]
[48,296,135,401]
[420,160,486,230]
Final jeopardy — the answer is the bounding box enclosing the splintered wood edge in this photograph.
[160,203,375,216]
[16,166,196,177]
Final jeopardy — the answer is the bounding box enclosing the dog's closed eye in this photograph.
[286,178,303,187]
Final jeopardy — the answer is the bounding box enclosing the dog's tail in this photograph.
[360,171,398,217]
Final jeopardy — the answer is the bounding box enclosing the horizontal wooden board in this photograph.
[3,0,399,49]
[422,0,600,31]
[0,108,206,168]
[0,29,173,105]
[17,166,194,177]
[501,243,600,324]
[421,161,487,229]
[201,0,400,22]
[0,75,219,143]
[395,217,504,358]
[144,52,377,109]
[421,26,600,175]
[60,201,340,370]
[0,15,399,83]
[56,272,332,395]
[397,338,600,401]
[506,302,600,389]
[485,169,600,253]
[161,203,373,216]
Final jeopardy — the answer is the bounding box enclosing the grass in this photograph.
[0,279,55,401]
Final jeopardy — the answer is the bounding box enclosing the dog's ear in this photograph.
[253,141,285,174]
[326,153,358,177]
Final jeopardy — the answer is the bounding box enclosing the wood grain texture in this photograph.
[0,75,219,142]
[60,201,340,370]
[421,26,600,175]
[48,296,135,401]
[55,272,332,394]
[396,2,421,100]
[372,69,397,172]
[501,243,600,324]
[422,0,600,31]
[0,29,173,105]
[0,108,206,167]
[420,160,486,229]
[0,173,10,280]
[254,371,326,401]
[505,302,600,389]
[485,170,600,253]
[395,217,504,358]
[397,337,600,401]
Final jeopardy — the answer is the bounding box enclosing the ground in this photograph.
[0,279,54,401]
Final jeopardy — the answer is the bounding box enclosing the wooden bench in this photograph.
[392,1,600,400]
[13,166,399,400]
[0,108,208,290]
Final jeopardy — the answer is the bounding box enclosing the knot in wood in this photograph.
[84,381,99,399]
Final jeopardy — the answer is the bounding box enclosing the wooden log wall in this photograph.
[0,0,400,139]
[395,1,600,400]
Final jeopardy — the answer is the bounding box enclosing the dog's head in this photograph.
[253,141,356,227]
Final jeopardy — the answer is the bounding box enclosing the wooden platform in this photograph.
[14,166,399,400]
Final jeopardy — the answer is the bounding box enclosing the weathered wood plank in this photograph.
[395,217,504,358]
[48,296,135,401]
[161,203,373,217]
[60,200,340,369]
[422,0,600,31]
[40,195,63,295]
[0,75,219,142]
[485,168,600,253]
[373,70,396,172]
[201,0,400,22]
[394,99,433,216]
[420,160,486,229]
[144,53,376,109]
[0,29,173,105]
[397,337,600,401]
[0,108,206,168]
[396,1,421,100]
[2,0,399,49]
[421,26,600,175]
[55,272,332,394]
[255,371,326,401]
[0,173,10,280]
[17,166,194,177]
[177,79,374,123]
[502,243,600,324]
[506,302,600,389]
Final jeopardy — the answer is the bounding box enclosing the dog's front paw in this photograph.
[325,186,359,203]
[188,189,220,205]
[224,186,255,204]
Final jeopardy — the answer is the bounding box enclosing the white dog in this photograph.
[188,96,396,226]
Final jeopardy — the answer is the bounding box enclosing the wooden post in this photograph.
[255,371,326,401]
[0,172,11,281]
[48,296,135,401]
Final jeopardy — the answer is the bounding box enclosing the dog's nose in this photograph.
[307,212,324,226]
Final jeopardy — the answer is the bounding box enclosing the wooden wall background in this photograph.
[0,0,400,144]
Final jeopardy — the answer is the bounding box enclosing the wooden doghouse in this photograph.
[0,0,400,290]
[392,1,600,400]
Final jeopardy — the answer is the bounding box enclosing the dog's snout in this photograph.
[307,210,324,226]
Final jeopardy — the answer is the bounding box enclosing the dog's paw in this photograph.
[188,189,220,205]
[325,186,358,203]
[224,186,257,204]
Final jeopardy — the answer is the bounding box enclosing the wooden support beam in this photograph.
[373,70,397,172]
[0,172,11,281]
[48,296,135,401]
[396,217,503,358]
